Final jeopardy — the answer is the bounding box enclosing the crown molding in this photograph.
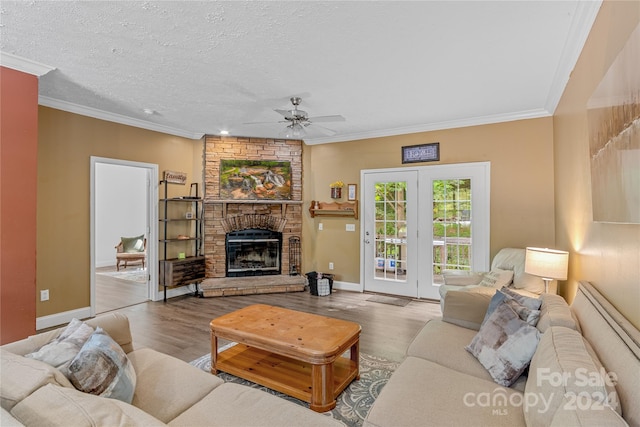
[39,96,204,140]
[544,0,603,114]
[303,108,552,145]
[0,51,55,76]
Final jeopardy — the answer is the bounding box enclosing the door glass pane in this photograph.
[432,179,471,284]
[374,182,407,282]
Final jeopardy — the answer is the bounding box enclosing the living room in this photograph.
[2,1,638,339]
[1,1,639,426]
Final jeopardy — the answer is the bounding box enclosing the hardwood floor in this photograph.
[95,265,149,314]
[110,290,442,364]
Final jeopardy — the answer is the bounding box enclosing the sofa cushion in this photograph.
[524,326,621,426]
[66,327,136,404]
[127,348,224,423]
[10,384,165,427]
[169,383,342,427]
[491,247,545,294]
[0,349,74,411]
[478,268,514,288]
[363,356,526,427]
[536,293,578,333]
[442,289,494,330]
[467,301,541,387]
[1,407,23,427]
[24,318,94,375]
[407,319,495,382]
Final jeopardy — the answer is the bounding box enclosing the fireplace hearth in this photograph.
[225,228,282,277]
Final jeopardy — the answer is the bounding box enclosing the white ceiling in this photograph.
[0,1,602,144]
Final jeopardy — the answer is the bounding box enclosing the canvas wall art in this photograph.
[587,23,640,224]
[220,160,292,200]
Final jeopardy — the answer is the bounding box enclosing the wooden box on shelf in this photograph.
[159,256,206,288]
[309,200,358,219]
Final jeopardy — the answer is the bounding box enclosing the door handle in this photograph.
[364,239,370,244]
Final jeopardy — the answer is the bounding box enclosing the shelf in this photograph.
[160,197,203,202]
[309,201,358,219]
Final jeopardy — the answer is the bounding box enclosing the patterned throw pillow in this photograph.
[500,286,542,310]
[504,298,541,326]
[466,301,541,386]
[483,286,543,324]
[66,327,137,404]
[25,318,94,375]
[478,268,514,288]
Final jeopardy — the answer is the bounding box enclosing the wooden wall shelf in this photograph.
[309,201,358,219]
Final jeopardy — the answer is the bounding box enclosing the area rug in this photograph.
[190,350,399,427]
[96,268,147,283]
[366,294,411,307]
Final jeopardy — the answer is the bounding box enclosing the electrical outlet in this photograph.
[318,223,323,231]
[329,262,334,270]
[346,224,356,232]
[40,289,49,301]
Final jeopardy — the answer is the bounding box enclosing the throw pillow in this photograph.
[121,235,145,253]
[504,298,541,326]
[25,318,94,375]
[478,268,514,288]
[466,301,541,386]
[500,286,542,310]
[66,327,137,404]
[483,288,543,325]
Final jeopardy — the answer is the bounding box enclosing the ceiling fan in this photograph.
[247,97,345,138]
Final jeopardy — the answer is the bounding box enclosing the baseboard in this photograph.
[332,280,362,293]
[36,307,92,331]
[159,284,199,301]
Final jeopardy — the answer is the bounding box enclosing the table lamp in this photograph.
[524,247,569,293]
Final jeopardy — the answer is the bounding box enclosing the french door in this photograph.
[362,162,490,299]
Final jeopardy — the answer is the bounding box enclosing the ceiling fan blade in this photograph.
[309,124,337,136]
[274,109,291,117]
[242,120,280,125]
[307,115,345,123]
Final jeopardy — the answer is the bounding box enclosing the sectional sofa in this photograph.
[1,313,342,426]
[364,281,639,426]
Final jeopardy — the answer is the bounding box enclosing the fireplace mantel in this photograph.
[205,200,303,218]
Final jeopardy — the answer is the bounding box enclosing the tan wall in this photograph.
[37,107,203,317]
[554,1,640,328]
[302,117,555,284]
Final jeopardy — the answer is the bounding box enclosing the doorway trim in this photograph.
[90,157,159,316]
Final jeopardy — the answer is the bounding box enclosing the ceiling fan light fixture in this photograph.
[283,122,306,139]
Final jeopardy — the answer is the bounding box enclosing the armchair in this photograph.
[115,235,147,271]
[439,247,549,310]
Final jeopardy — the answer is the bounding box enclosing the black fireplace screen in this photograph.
[225,229,282,277]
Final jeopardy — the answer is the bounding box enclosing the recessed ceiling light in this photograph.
[143,108,155,115]
[220,130,229,135]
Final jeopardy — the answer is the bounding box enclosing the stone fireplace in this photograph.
[203,136,303,280]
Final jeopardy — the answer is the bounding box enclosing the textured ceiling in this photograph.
[0,1,601,144]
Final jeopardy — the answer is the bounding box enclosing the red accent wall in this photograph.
[0,66,38,343]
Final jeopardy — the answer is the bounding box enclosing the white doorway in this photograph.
[90,157,158,316]
[361,162,490,300]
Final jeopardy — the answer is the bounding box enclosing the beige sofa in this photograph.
[365,281,639,427]
[1,313,342,427]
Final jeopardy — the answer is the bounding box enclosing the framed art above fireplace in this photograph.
[220,159,292,200]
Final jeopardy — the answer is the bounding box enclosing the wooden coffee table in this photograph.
[210,304,361,412]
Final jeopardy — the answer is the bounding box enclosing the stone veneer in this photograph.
[203,135,303,278]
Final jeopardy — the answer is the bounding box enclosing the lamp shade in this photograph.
[524,247,569,280]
